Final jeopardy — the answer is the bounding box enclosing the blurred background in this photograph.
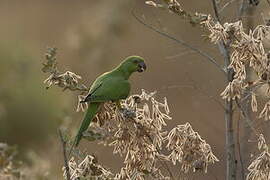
[0,0,268,179]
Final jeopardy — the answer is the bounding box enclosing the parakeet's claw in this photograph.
[115,101,137,119]
[120,108,136,119]
[116,101,124,110]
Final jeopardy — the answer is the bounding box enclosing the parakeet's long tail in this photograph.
[69,102,100,157]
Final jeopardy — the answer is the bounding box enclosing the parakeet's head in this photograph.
[120,56,146,73]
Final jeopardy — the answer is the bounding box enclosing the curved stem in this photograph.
[131,9,225,74]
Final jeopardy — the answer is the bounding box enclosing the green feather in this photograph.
[69,56,146,155]
[74,102,100,147]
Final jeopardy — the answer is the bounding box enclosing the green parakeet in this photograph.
[73,56,146,147]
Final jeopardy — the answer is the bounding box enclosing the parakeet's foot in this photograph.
[115,101,136,118]
[120,108,136,119]
[116,101,124,110]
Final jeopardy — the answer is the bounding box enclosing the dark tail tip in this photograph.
[75,135,81,147]
[68,138,80,158]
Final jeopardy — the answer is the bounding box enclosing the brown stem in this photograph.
[211,0,237,179]
[266,0,270,7]
[236,113,245,180]
[225,99,237,180]
[131,9,225,74]
[219,0,237,14]
[238,0,247,21]
[235,99,259,136]
[163,83,225,109]
[58,129,71,180]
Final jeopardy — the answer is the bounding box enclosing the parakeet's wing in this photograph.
[84,76,131,103]
[73,76,130,147]
[82,82,103,102]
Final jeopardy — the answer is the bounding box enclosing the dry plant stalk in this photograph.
[1,142,55,180]
[0,143,23,180]
[66,90,218,180]
[247,134,270,180]
[201,15,270,121]
[145,0,270,121]
[42,47,88,93]
[144,0,270,179]
[166,123,219,173]
[63,155,114,180]
[145,0,207,26]
[41,34,218,180]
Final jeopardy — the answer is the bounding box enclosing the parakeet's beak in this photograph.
[137,62,146,72]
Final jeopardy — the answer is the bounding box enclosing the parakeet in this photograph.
[73,56,146,147]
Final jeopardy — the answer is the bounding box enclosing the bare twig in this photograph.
[266,0,270,6]
[219,0,237,14]
[224,98,237,180]
[238,0,247,21]
[212,0,221,22]
[131,9,225,74]
[240,82,265,103]
[42,47,88,93]
[165,84,225,109]
[58,129,71,180]
[236,113,245,180]
[235,99,259,136]
[163,72,225,109]
[211,1,237,180]
[165,50,196,60]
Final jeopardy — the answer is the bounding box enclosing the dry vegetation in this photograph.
[0,143,23,179]
[145,0,270,179]
[3,0,270,180]
[41,48,218,179]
